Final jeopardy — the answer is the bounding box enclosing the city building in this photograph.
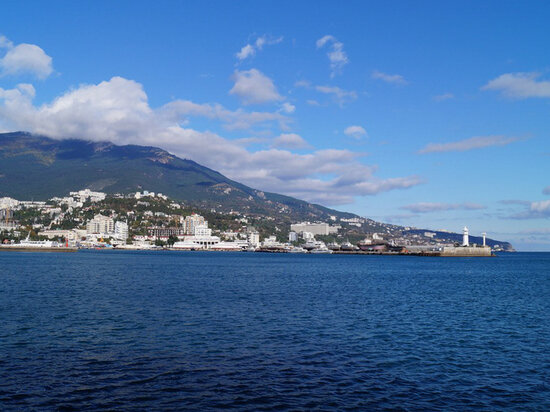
[290,222,339,236]
[184,213,207,235]
[86,214,115,235]
[246,227,260,247]
[69,189,106,203]
[147,227,186,239]
[114,221,129,240]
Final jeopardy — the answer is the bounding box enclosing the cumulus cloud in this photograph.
[229,68,283,105]
[316,35,348,77]
[419,135,520,154]
[0,35,53,79]
[280,102,295,114]
[272,133,310,149]
[482,72,550,99]
[401,202,486,213]
[236,35,283,61]
[0,76,422,205]
[371,70,407,85]
[433,93,454,102]
[344,125,367,139]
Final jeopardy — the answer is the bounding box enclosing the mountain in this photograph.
[0,132,355,221]
[0,132,514,251]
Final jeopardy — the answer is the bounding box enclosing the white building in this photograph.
[184,213,207,235]
[70,189,106,203]
[114,221,129,240]
[288,231,298,242]
[86,214,115,235]
[290,222,339,236]
[0,197,20,209]
[247,230,260,247]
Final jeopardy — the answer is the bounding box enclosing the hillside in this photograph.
[0,132,355,222]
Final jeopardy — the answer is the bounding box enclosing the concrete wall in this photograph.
[441,246,492,257]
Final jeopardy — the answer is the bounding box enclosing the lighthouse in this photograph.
[462,226,469,246]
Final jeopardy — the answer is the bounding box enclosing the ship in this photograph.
[0,237,77,252]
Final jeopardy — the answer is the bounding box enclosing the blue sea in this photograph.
[1,251,549,410]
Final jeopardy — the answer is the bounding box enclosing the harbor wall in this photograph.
[440,246,492,257]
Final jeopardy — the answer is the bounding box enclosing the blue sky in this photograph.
[1,1,549,250]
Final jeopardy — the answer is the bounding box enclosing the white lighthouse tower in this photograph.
[482,232,487,247]
[462,226,469,246]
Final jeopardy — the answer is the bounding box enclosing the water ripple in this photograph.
[0,251,549,410]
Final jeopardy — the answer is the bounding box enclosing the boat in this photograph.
[327,242,341,251]
[309,241,332,254]
[310,247,332,254]
[340,241,356,251]
[0,236,77,252]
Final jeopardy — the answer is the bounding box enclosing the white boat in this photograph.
[309,241,332,254]
[310,247,332,254]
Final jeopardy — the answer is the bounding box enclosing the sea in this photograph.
[1,250,549,410]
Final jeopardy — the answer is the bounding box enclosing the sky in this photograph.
[0,0,549,250]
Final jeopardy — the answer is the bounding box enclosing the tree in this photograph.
[167,235,178,247]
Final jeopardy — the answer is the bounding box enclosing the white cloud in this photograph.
[316,35,348,78]
[531,200,550,214]
[509,199,550,219]
[272,133,310,149]
[0,35,13,49]
[433,93,454,102]
[0,36,53,79]
[344,125,367,139]
[294,80,356,107]
[315,85,357,107]
[419,135,520,154]
[280,102,295,114]
[482,72,550,99]
[371,70,407,85]
[229,68,283,105]
[0,76,422,205]
[236,35,283,61]
[236,44,255,60]
[401,202,486,213]
[160,99,289,131]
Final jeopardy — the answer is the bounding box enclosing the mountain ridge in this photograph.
[0,131,356,221]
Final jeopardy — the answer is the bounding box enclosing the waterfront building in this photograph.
[147,227,186,239]
[86,214,115,235]
[288,231,298,242]
[290,222,339,236]
[185,213,207,235]
[247,230,260,247]
[114,221,129,240]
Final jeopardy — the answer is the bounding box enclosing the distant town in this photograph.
[0,188,510,255]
